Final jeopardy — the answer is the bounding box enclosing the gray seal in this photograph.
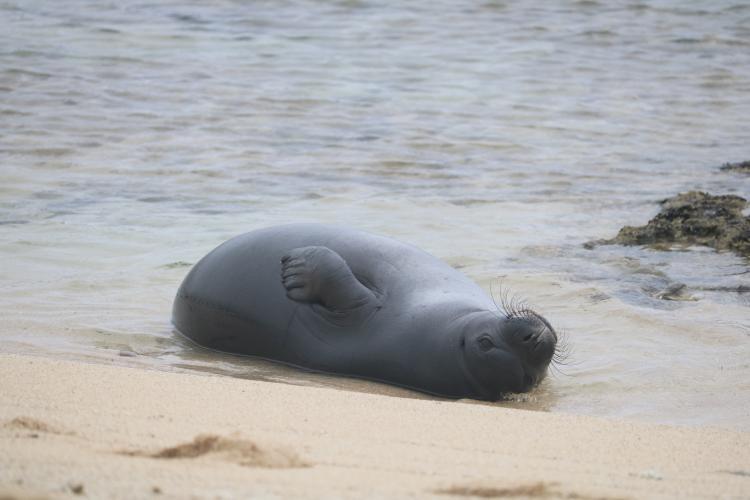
[173,224,559,400]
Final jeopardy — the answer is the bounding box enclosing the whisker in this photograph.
[549,328,574,376]
[491,279,536,320]
[489,279,506,321]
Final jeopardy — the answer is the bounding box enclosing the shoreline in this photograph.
[1,354,749,499]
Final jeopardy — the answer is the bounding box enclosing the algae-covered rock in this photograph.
[720,160,750,174]
[589,191,750,258]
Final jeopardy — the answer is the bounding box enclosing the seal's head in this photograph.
[459,306,560,399]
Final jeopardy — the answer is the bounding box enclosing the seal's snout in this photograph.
[507,314,557,365]
[531,326,557,363]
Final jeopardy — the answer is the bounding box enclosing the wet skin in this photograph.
[173,224,559,400]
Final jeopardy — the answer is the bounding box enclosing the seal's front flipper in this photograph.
[281,246,380,318]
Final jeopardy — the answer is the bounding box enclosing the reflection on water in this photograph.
[1,0,749,430]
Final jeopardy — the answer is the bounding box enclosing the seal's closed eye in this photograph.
[478,336,494,352]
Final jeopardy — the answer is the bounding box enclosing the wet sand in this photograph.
[1,354,748,499]
[3,0,750,431]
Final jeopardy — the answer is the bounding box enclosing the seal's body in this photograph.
[173,224,558,400]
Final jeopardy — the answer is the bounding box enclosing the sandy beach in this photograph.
[1,354,748,499]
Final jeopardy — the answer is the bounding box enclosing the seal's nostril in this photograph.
[523,333,532,342]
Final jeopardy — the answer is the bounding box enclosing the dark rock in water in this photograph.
[720,160,750,173]
[586,191,750,258]
[651,282,697,301]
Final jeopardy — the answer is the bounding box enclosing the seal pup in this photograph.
[173,224,561,400]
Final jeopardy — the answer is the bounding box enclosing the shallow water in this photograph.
[1,0,749,430]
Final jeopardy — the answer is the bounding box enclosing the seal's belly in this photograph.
[172,223,493,378]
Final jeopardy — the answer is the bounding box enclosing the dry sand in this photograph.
[1,354,748,499]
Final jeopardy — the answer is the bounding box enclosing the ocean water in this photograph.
[1,0,749,430]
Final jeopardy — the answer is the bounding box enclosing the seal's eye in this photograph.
[478,336,494,352]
